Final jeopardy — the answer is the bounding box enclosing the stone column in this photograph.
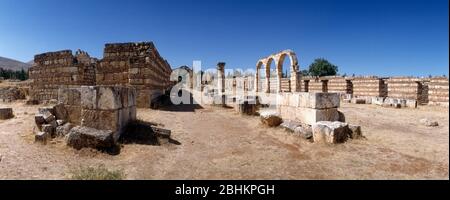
[291,65,300,92]
[265,66,270,93]
[255,69,259,92]
[217,62,226,94]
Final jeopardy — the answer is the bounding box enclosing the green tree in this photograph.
[308,58,338,77]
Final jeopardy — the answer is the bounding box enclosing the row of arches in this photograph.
[255,50,300,93]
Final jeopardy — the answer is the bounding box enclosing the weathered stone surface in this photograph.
[66,126,115,150]
[56,123,74,137]
[260,111,282,127]
[42,124,55,137]
[312,121,349,144]
[406,99,417,108]
[0,108,14,120]
[348,124,363,139]
[35,131,49,144]
[338,111,346,122]
[38,107,55,115]
[53,103,68,121]
[56,119,66,126]
[420,118,439,127]
[294,107,340,126]
[282,92,340,109]
[342,99,351,103]
[294,126,313,139]
[42,111,56,124]
[34,114,45,129]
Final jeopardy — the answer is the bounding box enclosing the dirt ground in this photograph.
[0,100,448,180]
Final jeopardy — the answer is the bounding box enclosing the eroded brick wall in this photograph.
[97,42,172,107]
[428,77,449,106]
[352,76,387,98]
[28,50,96,102]
[386,77,423,102]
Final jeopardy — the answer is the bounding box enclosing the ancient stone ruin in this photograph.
[28,42,172,108]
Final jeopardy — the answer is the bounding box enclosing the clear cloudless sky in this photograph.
[0,0,448,76]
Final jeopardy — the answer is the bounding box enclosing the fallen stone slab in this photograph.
[294,126,313,140]
[0,108,14,120]
[42,124,55,137]
[420,118,439,127]
[42,110,56,124]
[35,131,50,144]
[260,111,282,127]
[38,107,55,115]
[312,121,350,144]
[56,123,74,137]
[53,103,68,121]
[66,126,115,150]
[34,114,45,130]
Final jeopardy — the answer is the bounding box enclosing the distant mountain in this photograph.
[0,56,32,71]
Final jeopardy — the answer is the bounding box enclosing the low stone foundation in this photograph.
[276,92,341,125]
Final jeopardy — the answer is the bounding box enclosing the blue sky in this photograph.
[0,0,448,76]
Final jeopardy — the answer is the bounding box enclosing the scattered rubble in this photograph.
[260,111,283,127]
[420,118,439,127]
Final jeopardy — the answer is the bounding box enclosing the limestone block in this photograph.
[288,92,340,109]
[406,100,417,108]
[81,109,120,131]
[66,126,115,150]
[312,121,349,144]
[34,114,45,129]
[293,107,340,126]
[53,103,68,121]
[80,86,97,109]
[65,105,81,125]
[35,132,50,144]
[56,123,74,137]
[42,124,55,137]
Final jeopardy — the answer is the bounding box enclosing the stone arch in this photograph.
[255,49,300,93]
[265,57,275,93]
[255,61,264,92]
[275,50,300,92]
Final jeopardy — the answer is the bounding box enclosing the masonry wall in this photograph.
[386,77,426,103]
[28,50,96,102]
[325,76,353,94]
[352,76,387,97]
[97,42,172,108]
[428,77,449,106]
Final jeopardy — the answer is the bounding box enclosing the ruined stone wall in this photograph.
[428,77,449,106]
[0,87,26,102]
[28,50,96,102]
[325,76,353,94]
[97,42,172,108]
[303,77,326,93]
[352,76,387,98]
[280,78,290,92]
[58,86,136,141]
[277,92,340,125]
[386,77,423,102]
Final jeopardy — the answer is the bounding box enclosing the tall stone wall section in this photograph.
[97,42,172,108]
[428,77,449,106]
[386,77,425,103]
[352,76,387,98]
[28,50,96,102]
[325,76,353,94]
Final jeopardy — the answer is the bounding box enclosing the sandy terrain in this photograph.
[0,101,448,180]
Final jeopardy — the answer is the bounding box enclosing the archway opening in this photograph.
[268,58,277,93]
[279,53,293,92]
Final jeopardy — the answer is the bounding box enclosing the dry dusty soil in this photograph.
[0,101,448,179]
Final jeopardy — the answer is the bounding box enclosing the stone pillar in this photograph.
[265,66,270,93]
[291,65,300,92]
[255,70,259,92]
[217,62,226,94]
